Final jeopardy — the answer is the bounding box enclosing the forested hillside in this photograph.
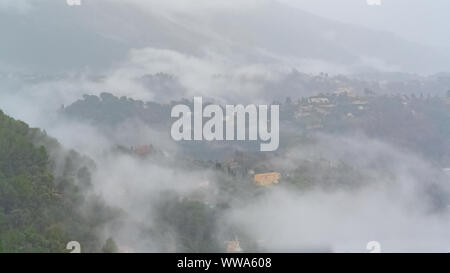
[62,91,450,165]
[0,110,116,252]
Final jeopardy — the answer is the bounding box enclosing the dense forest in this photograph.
[0,110,117,252]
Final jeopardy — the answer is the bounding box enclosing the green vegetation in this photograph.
[102,237,119,253]
[14,90,450,252]
[0,110,115,252]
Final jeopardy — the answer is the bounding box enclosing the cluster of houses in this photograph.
[290,89,450,130]
[293,91,369,120]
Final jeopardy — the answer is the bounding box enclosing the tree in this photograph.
[0,110,115,253]
[102,238,119,253]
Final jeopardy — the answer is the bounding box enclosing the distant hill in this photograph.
[61,91,450,165]
[1,0,449,74]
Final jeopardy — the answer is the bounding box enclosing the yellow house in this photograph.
[226,239,243,253]
[254,172,280,186]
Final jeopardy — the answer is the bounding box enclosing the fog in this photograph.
[280,0,450,50]
[2,0,450,74]
[0,0,449,253]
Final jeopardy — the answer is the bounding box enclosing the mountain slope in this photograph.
[0,109,115,252]
[0,0,448,74]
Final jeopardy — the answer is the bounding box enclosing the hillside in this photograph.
[0,110,116,252]
[1,0,448,74]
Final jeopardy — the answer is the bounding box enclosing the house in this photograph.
[254,172,280,186]
[309,97,329,104]
[351,100,368,105]
[133,145,152,155]
[226,239,243,253]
